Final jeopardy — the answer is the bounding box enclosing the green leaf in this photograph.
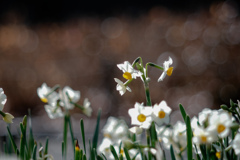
[123,147,131,160]
[185,115,193,160]
[170,145,176,160]
[179,104,187,121]
[31,144,37,160]
[68,116,75,153]
[28,109,34,157]
[110,145,119,160]
[80,119,86,154]
[7,126,19,155]
[97,155,104,160]
[44,138,49,160]
[92,109,101,149]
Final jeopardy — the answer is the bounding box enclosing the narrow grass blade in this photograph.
[68,116,75,153]
[20,121,27,160]
[28,109,34,157]
[31,144,37,160]
[110,145,119,160]
[92,109,101,149]
[179,104,187,121]
[123,147,131,160]
[83,154,87,160]
[185,115,193,160]
[170,145,176,160]
[63,115,69,160]
[44,138,49,160]
[80,119,86,154]
[97,155,104,160]
[7,126,19,155]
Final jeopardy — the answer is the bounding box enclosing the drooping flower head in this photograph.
[0,88,14,123]
[152,101,172,126]
[82,98,92,117]
[59,86,80,110]
[158,57,173,82]
[114,78,131,96]
[44,104,64,119]
[37,83,59,105]
[128,102,153,129]
[0,88,7,111]
[117,61,142,80]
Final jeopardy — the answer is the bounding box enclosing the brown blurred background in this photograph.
[0,0,240,123]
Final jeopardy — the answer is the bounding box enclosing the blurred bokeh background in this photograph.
[0,0,240,136]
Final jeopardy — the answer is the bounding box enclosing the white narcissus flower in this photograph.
[82,98,92,117]
[208,111,232,138]
[158,57,173,82]
[152,101,172,126]
[172,121,187,150]
[44,104,64,119]
[37,83,59,105]
[3,113,14,123]
[117,61,142,80]
[128,102,153,129]
[102,117,129,143]
[233,133,240,155]
[192,125,217,145]
[114,78,131,96]
[59,86,80,110]
[98,138,114,160]
[0,88,7,111]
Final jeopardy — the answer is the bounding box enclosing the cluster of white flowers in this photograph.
[37,83,92,119]
[0,88,14,123]
[156,121,187,159]
[115,57,173,96]
[128,101,172,130]
[98,117,142,160]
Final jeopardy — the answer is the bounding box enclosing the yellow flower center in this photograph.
[41,98,48,103]
[120,149,124,155]
[137,114,146,122]
[216,151,221,159]
[123,72,132,80]
[75,146,80,151]
[158,110,166,119]
[104,133,111,138]
[167,67,173,76]
[201,135,207,143]
[217,124,226,133]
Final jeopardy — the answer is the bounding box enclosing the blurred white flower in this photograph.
[128,102,153,129]
[102,116,129,143]
[0,88,7,111]
[129,126,143,135]
[98,138,114,159]
[208,111,232,138]
[152,101,172,126]
[3,113,14,123]
[172,121,187,150]
[59,86,80,110]
[233,133,240,155]
[82,98,92,117]
[44,104,64,119]
[37,83,59,105]
[192,125,217,145]
[158,57,173,82]
[114,78,131,96]
[150,143,164,160]
[117,61,142,80]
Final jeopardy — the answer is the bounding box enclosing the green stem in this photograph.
[0,110,6,117]
[144,82,152,106]
[63,114,69,160]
